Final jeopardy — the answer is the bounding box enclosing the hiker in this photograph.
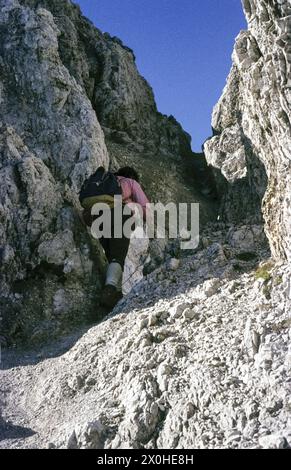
[79,166,149,309]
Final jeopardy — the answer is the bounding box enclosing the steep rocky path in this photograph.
[1,223,290,449]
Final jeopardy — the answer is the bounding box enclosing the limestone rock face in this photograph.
[0,0,108,344]
[0,0,109,188]
[0,0,216,344]
[204,0,291,262]
[0,124,107,344]
[20,0,192,159]
[19,0,216,211]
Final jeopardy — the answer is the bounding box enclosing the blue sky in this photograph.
[75,0,247,151]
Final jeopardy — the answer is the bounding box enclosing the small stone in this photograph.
[168,258,180,271]
[169,302,191,319]
[67,374,84,391]
[226,431,242,444]
[259,434,289,449]
[148,313,158,327]
[138,318,148,331]
[74,420,105,449]
[182,308,198,321]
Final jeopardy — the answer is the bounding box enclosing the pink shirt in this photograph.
[117,176,149,219]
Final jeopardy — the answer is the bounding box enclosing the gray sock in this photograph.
[105,262,123,290]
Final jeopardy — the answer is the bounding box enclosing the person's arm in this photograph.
[131,180,150,221]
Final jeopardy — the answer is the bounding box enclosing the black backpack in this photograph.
[79,167,122,207]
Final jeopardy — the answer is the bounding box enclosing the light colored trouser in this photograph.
[105,262,122,292]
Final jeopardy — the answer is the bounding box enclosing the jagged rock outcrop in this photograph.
[0,0,110,343]
[21,0,191,159]
[0,0,216,344]
[204,0,291,262]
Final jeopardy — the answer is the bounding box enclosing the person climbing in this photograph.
[79,166,150,309]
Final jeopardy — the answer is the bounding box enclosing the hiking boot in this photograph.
[100,284,123,309]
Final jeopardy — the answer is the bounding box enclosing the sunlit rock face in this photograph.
[0,0,216,344]
[0,0,111,344]
[204,0,291,261]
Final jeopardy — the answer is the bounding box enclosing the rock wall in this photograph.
[20,0,215,206]
[0,0,111,344]
[204,0,291,262]
[0,0,216,344]
[20,0,194,159]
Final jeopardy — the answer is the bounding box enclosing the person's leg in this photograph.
[104,261,123,289]
[100,237,124,308]
[99,237,110,260]
[104,235,130,293]
[107,233,131,269]
[99,235,121,287]
[100,211,132,308]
